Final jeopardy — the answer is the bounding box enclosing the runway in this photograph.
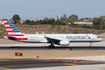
[0,59,105,70]
[0,46,105,50]
[0,42,105,50]
[0,42,105,70]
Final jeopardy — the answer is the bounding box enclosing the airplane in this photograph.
[2,19,103,48]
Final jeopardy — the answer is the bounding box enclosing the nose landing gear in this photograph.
[89,42,93,47]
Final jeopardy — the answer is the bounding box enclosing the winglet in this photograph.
[36,31,39,34]
[42,32,47,38]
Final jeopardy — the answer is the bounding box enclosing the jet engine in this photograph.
[59,40,70,46]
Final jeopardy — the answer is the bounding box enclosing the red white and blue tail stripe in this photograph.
[3,19,28,40]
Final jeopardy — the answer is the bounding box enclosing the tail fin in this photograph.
[3,19,24,36]
[3,19,28,40]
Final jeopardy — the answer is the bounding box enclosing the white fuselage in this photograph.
[20,34,102,43]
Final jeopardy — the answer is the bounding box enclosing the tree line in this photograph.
[12,14,105,30]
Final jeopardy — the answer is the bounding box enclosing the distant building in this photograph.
[20,20,25,24]
[34,19,40,21]
[74,22,93,25]
[83,19,90,22]
[69,22,71,24]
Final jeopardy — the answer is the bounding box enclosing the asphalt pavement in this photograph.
[0,42,105,50]
[0,42,105,70]
[0,59,105,70]
[0,46,105,50]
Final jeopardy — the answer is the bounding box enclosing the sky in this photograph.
[0,0,105,20]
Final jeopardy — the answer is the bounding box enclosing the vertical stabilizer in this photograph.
[2,19,28,40]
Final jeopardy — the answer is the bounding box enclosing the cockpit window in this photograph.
[97,36,100,38]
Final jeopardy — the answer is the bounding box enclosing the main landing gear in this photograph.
[49,42,55,48]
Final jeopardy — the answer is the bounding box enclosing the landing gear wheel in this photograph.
[49,45,55,48]
[49,42,55,48]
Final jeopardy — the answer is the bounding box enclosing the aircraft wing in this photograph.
[44,33,70,46]
[45,36,61,43]
[45,36,70,46]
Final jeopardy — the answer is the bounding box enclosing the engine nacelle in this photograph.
[59,40,70,46]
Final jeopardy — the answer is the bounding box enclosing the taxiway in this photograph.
[0,59,104,70]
